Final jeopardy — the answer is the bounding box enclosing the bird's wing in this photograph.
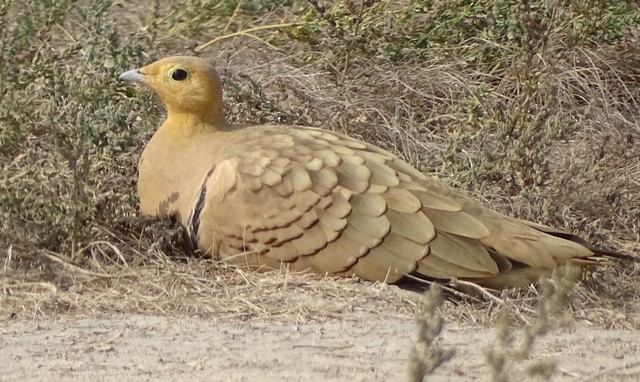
[190,125,531,283]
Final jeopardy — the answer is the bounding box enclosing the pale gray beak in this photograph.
[118,69,145,83]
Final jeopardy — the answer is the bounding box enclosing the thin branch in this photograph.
[194,22,303,53]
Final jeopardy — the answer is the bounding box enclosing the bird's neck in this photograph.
[164,108,231,139]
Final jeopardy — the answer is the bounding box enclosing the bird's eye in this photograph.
[171,68,188,81]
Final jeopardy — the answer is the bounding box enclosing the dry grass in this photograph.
[3,233,639,329]
[2,225,419,322]
[407,284,455,381]
[485,266,580,381]
[1,0,639,337]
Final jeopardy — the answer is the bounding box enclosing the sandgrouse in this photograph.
[119,56,634,288]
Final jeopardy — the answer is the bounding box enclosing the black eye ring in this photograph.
[171,68,188,81]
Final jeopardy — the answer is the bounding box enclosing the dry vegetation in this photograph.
[1,0,639,359]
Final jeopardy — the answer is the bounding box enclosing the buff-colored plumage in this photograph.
[119,56,634,288]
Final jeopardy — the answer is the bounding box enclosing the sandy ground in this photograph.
[2,313,640,381]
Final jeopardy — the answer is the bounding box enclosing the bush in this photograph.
[0,0,158,254]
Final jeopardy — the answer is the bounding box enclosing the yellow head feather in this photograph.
[119,56,229,131]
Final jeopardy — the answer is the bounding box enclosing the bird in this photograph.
[118,56,636,289]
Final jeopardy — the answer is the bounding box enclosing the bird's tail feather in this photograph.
[522,219,640,262]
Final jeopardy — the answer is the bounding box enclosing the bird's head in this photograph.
[119,56,229,130]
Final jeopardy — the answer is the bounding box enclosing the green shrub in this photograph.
[0,0,158,255]
[296,0,640,69]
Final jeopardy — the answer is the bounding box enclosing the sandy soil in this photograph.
[2,313,639,381]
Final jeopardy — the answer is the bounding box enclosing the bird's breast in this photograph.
[137,130,219,225]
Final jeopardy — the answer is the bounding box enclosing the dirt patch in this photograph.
[2,314,639,381]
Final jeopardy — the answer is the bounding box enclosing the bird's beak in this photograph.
[118,69,145,83]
